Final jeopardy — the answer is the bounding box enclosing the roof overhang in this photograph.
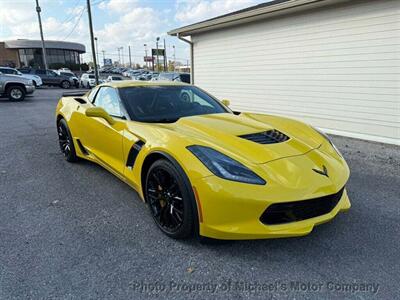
[168,0,347,37]
[4,39,86,53]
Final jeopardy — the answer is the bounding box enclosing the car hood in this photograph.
[1,74,30,84]
[152,113,323,164]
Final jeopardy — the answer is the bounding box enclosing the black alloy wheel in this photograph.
[57,119,78,162]
[145,159,196,239]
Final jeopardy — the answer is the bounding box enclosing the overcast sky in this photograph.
[0,0,264,65]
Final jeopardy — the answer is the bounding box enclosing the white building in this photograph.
[169,0,400,145]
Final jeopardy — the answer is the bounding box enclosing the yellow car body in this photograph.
[55,81,350,240]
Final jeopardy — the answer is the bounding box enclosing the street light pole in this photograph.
[121,46,124,66]
[117,47,121,65]
[35,0,48,70]
[86,0,98,84]
[128,45,132,68]
[144,44,148,69]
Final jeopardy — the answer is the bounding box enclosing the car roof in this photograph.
[99,80,190,88]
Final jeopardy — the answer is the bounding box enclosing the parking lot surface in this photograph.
[0,88,399,299]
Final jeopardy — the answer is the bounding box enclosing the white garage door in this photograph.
[192,0,400,145]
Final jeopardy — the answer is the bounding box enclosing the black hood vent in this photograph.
[239,129,289,144]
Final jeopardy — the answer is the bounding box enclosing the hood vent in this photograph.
[239,129,289,144]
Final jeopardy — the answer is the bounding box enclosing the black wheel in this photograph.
[7,85,25,101]
[57,119,78,162]
[60,80,71,89]
[145,159,196,239]
[33,81,37,88]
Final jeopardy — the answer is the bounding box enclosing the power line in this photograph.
[62,6,86,41]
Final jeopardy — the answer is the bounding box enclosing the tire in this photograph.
[145,159,196,239]
[33,81,37,88]
[60,80,71,89]
[7,85,25,101]
[57,119,78,162]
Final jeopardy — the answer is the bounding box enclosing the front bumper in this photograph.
[194,176,350,240]
[192,147,351,240]
[25,85,35,94]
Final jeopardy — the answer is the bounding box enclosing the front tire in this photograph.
[60,80,71,89]
[145,159,196,239]
[57,119,78,162]
[7,86,25,101]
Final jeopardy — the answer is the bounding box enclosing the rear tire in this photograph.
[7,85,25,101]
[57,119,78,162]
[145,159,196,239]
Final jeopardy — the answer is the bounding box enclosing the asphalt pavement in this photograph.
[0,88,399,299]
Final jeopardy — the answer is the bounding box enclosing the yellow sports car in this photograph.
[55,81,351,240]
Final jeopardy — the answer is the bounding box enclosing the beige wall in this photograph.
[0,42,19,67]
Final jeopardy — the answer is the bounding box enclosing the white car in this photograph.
[80,73,96,88]
[0,67,43,87]
[106,75,123,82]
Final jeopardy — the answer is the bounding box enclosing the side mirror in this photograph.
[85,107,115,125]
[221,99,230,107]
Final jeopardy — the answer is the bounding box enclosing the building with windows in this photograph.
[0,39,85,69]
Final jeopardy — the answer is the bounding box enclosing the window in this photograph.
[35,70,46,75]
[88,87,99,103]
[47,70,57,76]
[119,85,228,123]
[94,87,124,117]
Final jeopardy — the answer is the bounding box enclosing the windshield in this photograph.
[119,85,229,123]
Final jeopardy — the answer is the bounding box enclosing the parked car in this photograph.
[18,68,74,88]
[80,73,96,88]
[57,70,79,87]
[157,72,190,83]
[0,71,35,101]
[0,66,43,87]
[106,75,123,82]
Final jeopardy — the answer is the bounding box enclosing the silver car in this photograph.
[0,71,35,101]
[0,67,43,87]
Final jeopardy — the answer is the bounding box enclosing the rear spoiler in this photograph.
[62,91,87,97]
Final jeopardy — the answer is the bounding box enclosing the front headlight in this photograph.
[187,145,266,185]
[313,127,342,157]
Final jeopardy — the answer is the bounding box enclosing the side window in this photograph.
[87,87,99,103]
[94,87,123,117]
[47,70,56,77]
[35,70,46,75]
[1,68,12,74]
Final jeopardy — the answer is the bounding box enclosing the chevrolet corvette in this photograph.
[55,81,351,240]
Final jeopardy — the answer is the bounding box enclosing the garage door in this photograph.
[192,0,400,145]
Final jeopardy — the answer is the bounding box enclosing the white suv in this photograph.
[80,73,96,88]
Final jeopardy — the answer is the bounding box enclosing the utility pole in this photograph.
[86,0,98,84]
[156,37,160,72]
[163,39,167,72]
[35,0,48,70]
[94,37,99,67]
[117,47,121,65]
[128,45,132,68]
[121,46,124,66]
[101,50,105,65]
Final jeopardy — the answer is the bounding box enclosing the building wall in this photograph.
[0,42,19,67]
[192,0,400,145]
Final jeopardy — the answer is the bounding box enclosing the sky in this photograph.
[0,0,265,65]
